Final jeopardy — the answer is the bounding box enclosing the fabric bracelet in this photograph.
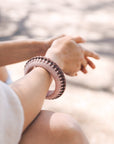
[24,56,66,100]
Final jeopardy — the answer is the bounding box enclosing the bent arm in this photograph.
[10,67,52,131]
[0,40,47,66]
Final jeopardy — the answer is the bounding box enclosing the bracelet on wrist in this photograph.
[24,56,66,100]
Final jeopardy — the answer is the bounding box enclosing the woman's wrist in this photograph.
[46,51,64,70]
[24,56,66,99]
[32,67,52,81]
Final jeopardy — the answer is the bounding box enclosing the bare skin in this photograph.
[0,36,86,82]
[0,35,65,66]
[46,36,99,76]
[0,35,65,82]
[0,35,100,144]
[19,110,89,144]
[0,67,9,82]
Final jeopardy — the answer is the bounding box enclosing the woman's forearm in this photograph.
[10,67,52,131]
[0,40,47,66]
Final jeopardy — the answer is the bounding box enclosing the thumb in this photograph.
[84,49,100,59]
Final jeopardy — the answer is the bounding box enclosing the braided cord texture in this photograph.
[24,56,66,100]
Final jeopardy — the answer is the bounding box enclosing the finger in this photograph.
[85,50,100,59]
[64,71,77,76]
[72,36,86,43]
[81,65,88,74]
[81,58,87,68]
[74,73,78,76]
[86,57,96,69]
[72,72,78,76]
[70,73,78,76]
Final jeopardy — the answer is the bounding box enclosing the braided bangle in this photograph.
[24,56,66,100]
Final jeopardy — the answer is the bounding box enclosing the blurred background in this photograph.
[0,0,114,143]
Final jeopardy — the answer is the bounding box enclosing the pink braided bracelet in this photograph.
[24,56,66,100]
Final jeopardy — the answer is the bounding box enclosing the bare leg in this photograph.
[19,110,89,144]
[0,67,8,82]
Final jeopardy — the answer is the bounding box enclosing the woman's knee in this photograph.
[49,112,89,144]
[20,110,89,144]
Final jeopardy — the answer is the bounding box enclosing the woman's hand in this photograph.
[46,36,100,76]
[44,35,84,54]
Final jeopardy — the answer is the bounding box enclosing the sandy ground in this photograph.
[0,0,114,144]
